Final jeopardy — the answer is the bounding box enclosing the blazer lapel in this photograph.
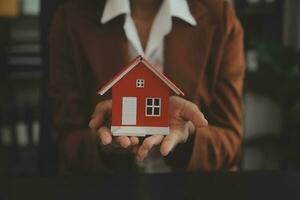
[164,2,216,101]
[86,16,129,93]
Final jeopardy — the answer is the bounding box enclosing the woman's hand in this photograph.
[135,96,208,161]
[89,100,139,149]
[89,96,208,158]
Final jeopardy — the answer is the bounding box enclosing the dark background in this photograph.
[0,0,300,176]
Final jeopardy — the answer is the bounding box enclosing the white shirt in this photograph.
[100,0,197,173]
[101,0,197,71]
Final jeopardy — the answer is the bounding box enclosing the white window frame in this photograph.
[145,97,161,117]
[136,79,145,88]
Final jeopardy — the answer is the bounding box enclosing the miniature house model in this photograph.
[98,55,184,136]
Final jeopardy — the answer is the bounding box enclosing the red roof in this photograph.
[98,55,184,96]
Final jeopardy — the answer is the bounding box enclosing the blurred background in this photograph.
[0,0,299,176]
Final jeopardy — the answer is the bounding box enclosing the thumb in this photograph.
[181,101,208,128]
[89,99,112,129]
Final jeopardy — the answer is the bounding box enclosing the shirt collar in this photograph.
[100,0,197,26]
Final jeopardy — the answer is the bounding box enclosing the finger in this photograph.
[130,136,139,146]
[115,136,131,148]
[89,99,112,129]
[132,146,139,154]
[160,130,181,156]
[98,126,112,145]
[181,101,208,128]
[137,135,163,161]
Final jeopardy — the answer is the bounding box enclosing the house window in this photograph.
[136,79,145,88]
[145,98,161,116]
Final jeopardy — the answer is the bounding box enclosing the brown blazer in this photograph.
[48,0,245,174]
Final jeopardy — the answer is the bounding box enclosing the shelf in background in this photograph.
[245,68,300,103]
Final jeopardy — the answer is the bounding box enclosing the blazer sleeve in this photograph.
[166,2,245,171]
[189,2,245,170]
[48,6,98,174]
